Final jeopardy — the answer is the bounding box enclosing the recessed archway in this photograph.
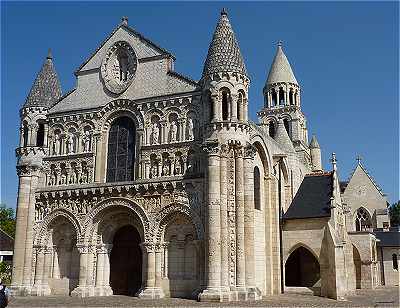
[110,225,142,295]
[353,245,362,289]
[285,246,320,287]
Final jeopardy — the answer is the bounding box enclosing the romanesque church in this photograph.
[11,9,398,302]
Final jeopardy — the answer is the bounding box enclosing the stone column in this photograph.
[235,145,246,298]
[31,247,44,295]
[243,145,260,299]
[219,145,230,295]
[71,244,88,297]
[43,124,49,148]
[52,246,60,279]
[160,121,167,144]
[138,243,164,299]
[95,244,112,296]
[243,99,248,122]
[231,94,238,121]
[41,247,52,295]
[154,243,164,294]
[85,246,95,295]
[199,141,223,302]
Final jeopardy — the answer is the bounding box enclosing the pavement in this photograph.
[8,286,399,307]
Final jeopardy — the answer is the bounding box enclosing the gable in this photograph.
[342,164,387,213]
[77,25,173,73]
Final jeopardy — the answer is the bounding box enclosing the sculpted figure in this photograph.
[162,160,170,176]
[151,164,158,178]
[151,123,160,145]
[82,130,91,152]
[187,118,194,140]
[53,134,61,155]
[169,121,177,142]
[66,134,75,154]
[174,157,182,175]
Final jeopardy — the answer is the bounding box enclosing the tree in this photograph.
[389,201,400,227]
[0,203,16,238]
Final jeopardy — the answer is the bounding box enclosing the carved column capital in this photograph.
[244,144,257,160]
[16,165,42,177]
[202,140,220,156]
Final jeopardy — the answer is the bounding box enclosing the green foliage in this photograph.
[389,201,400,227]
[0,203,16,238]
[0,261,12,285]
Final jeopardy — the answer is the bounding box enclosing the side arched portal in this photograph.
[353,245,362,289]
[285,246,320,287]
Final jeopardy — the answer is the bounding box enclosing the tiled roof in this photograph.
[375,230,400,247]
[274,117,295,153]
[202,9,247,78]
[24,50,62,108]
[283,172,333,220]
[266,42,298,86]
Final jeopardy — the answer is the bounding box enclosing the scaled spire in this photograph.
[266,41,298,86]
[24,50,62,108]
[202,9,247,78]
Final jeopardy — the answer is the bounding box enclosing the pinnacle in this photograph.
[309,135,320,149]
[202,10,247,78]
[47,48,52,60]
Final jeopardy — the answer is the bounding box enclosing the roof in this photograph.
[375,230,400,247]
[274,118,295,153]
[0,228,14,251]
[202,9,247,78]
[76,22,175,74]
[24,50,62,108]
[309,135,320,149]
[266,42,298,86]
[283,172,333,220]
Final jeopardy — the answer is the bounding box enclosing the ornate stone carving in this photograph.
[101,41,138,94]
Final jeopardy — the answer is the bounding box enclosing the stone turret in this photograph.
[201,8,250,130]
[309,135,322,171]
[11,49,61,296]
[274,117,295,153]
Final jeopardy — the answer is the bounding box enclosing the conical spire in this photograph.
[24,49,62,108]
[274,117,295,153]
[266,41,298,86]
[309,135,320,149]
[202,9,247,78]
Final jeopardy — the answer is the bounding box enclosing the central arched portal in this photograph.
[110,225,142,295]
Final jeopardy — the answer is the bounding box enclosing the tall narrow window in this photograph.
[106,117,136,182]
[254,166,261,210]
[393,254,398,270]
[283,119,290,137]
[237,92,243,120]
[222,91,229,120]
[36,123,45,146]
[271,89,277,106]
[355,207,371,231]
[289,89,294,105]
[269,121,275,138]
[22,122,29,147]
[279,87,285,105]
[208,92,214,121]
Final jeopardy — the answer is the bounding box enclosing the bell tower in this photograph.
[258,42,311,163]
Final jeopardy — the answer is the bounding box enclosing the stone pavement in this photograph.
[8,287,399,307]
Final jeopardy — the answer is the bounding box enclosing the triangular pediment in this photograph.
[77,24,175,73]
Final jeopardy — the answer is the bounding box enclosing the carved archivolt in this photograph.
[34,208,82,246]
[153,202,204,242]
[82,197,150,243]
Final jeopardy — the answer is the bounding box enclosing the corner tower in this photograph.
[201,8,250,130]
[258,42,311,164]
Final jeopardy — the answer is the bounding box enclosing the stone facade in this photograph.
[11,9,394,302]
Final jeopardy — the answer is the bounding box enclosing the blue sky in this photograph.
[1,1,399,209]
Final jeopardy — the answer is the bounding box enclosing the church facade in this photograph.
[10,10,396,302]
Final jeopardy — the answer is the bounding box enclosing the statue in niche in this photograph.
[53,134,61,155]
[162,160,170,176]
[187,118,194,140]
[66,133,75,154]
[151,163,158,178]
[117,51,129,82]
[82,130,91,152]
[169,121,177,142]
[60,173,67,185]
[151,123,160,145]
[174,157,182,175]
[70,169,77,184]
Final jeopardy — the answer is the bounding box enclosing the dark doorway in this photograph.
[110,225,142,295]
[353,245,362,289]
[285,246,320,287]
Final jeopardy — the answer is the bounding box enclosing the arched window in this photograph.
[106,117,136,183]
[289,89,294,105]
[393,254,398,270]
[269,121,275,138]
[271,89,277,106]
[22,122,29,147]
[283,119,290,137]
[279,87,285,105]
[254,166,261,210]
[36,123,45,146]
[355,207,372,231]
[221,90,230,120]
[208,91,214,121]
[237,92,244,120]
